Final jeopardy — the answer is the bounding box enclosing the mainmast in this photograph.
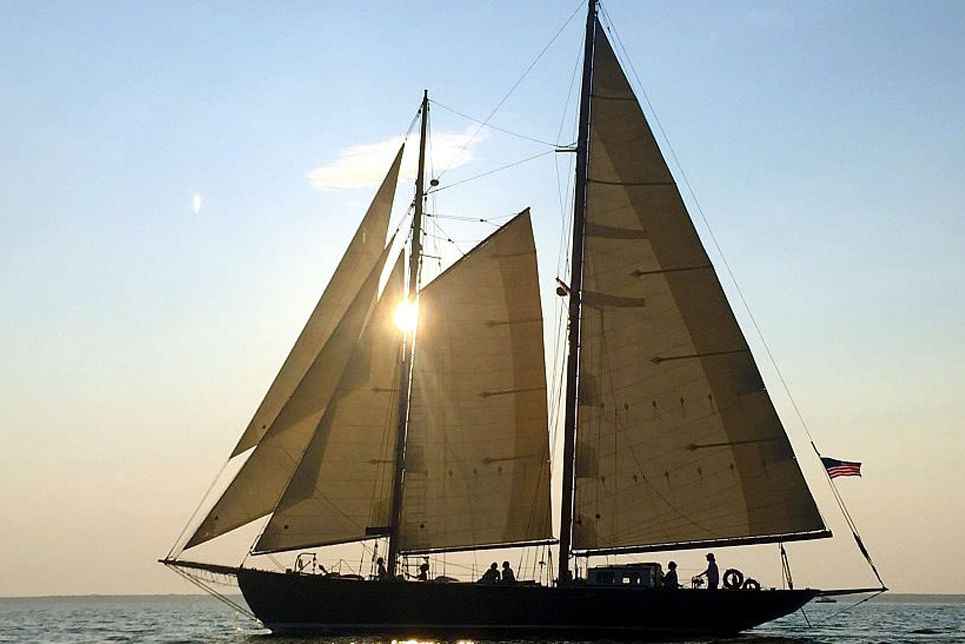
[558,0,597,585]
[387,90,429,576]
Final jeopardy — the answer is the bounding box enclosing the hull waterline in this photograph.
[237,568,817,638]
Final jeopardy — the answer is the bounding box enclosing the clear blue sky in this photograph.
[1,0,963,596]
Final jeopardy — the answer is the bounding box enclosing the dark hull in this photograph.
[237,569,816,639]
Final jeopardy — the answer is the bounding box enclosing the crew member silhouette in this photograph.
[662,561,680,589]
[698,553,719,590]
[478,562,500,584]
[501,561,516,585]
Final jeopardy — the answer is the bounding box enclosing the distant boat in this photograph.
[162,0,883,637]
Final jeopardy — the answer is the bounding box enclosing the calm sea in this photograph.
[0,595,962,643]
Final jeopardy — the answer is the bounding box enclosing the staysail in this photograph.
[399,210,554,553]
[185,241,395,549]
[231,145,404,457]
[571,25,828,554]
[183,145,405,550]
[253,255,405,553]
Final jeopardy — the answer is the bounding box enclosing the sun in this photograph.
[393,299,419,333]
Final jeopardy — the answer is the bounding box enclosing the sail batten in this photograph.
[571,25,826,553]
[399,210,553,553]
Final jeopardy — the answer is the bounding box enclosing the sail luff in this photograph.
[231,145,405,457]
[559,0,598,585]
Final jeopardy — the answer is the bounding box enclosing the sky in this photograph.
[1,0,964,597]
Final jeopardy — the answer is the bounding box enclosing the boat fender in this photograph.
[723,568,744,590]
[742,578,761,591]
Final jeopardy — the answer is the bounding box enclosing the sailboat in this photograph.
[162,1,885,637]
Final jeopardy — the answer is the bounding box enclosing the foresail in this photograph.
[572,26,827,554]
[253,255,405,554]
[399,210,553,553]
[231,145,404,457]
[184,242,395,550]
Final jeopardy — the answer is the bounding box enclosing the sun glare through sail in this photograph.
[393,299,418,333]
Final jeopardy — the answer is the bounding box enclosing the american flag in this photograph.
[821,457,862,479]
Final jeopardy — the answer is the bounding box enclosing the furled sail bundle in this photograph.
[184,150,404,549]
[571,28,828,554]
[254,255,405,553]
[400,210,553,553]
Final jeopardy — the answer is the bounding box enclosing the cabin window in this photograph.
[596,571,614,584]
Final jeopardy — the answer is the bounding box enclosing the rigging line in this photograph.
[166,458,230,560]
[813,449,886,588]
[431,150,556,194]
[430,99,565,148]
[427,212,513,225]
[435,0,586,180]
[428,217,466,256]
[403,102,423,141]
[817,589,886,625]
[168,565,258,621]
[550,36,579,444]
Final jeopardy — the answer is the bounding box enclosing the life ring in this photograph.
[742,578,761,591]
[722,568,744,590]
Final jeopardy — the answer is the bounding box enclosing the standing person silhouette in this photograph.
[697,553,719,590]
[662,561,680,589]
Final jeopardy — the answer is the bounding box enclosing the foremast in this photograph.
[558,0,597,585]
[387,89,429,576]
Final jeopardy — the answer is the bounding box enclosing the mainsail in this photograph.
[253,255,406,554]
[399,210,553,553]
[571,25,828,554]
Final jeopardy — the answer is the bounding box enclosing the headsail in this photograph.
[232,145,405,457]
[184,238,396,549]
[571,25,828,554]
[253,254,405,554]
[399,210,553,553]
